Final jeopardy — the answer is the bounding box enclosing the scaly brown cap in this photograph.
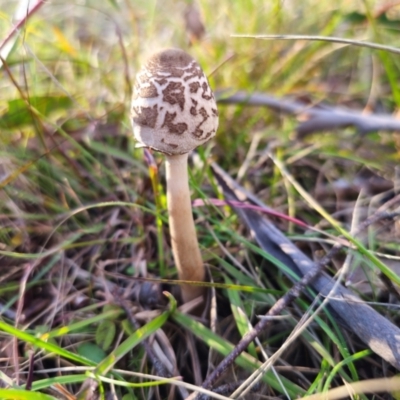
[131,48,219,155]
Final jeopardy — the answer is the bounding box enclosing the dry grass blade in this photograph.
[300,376,400,400]
[231,34,400,55]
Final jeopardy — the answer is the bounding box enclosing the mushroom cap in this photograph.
[131,48,219,155]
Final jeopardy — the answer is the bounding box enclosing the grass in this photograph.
[1,0,400,399]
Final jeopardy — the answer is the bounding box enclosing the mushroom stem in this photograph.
[165,153,205,303]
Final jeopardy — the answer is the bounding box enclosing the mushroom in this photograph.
[131,48,219,304]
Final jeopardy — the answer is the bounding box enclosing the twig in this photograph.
[197,380,261,400]
[217,90,400,137]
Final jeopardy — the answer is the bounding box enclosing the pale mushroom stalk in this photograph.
[131,48,218,305]
[165,153,204,302]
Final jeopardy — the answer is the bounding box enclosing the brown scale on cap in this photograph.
[131,48,219,155]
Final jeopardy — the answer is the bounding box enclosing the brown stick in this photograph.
[217,90,400,137]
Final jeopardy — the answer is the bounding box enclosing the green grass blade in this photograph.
[0,320,96,367]
[224,276,257,358]
[0,389,57,400]
[94,306,172,375]
[323,349,372,392]
[43,308,124,339]
[29,374,87,391]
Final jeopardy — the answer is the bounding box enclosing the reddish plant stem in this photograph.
[0,0,46,52]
